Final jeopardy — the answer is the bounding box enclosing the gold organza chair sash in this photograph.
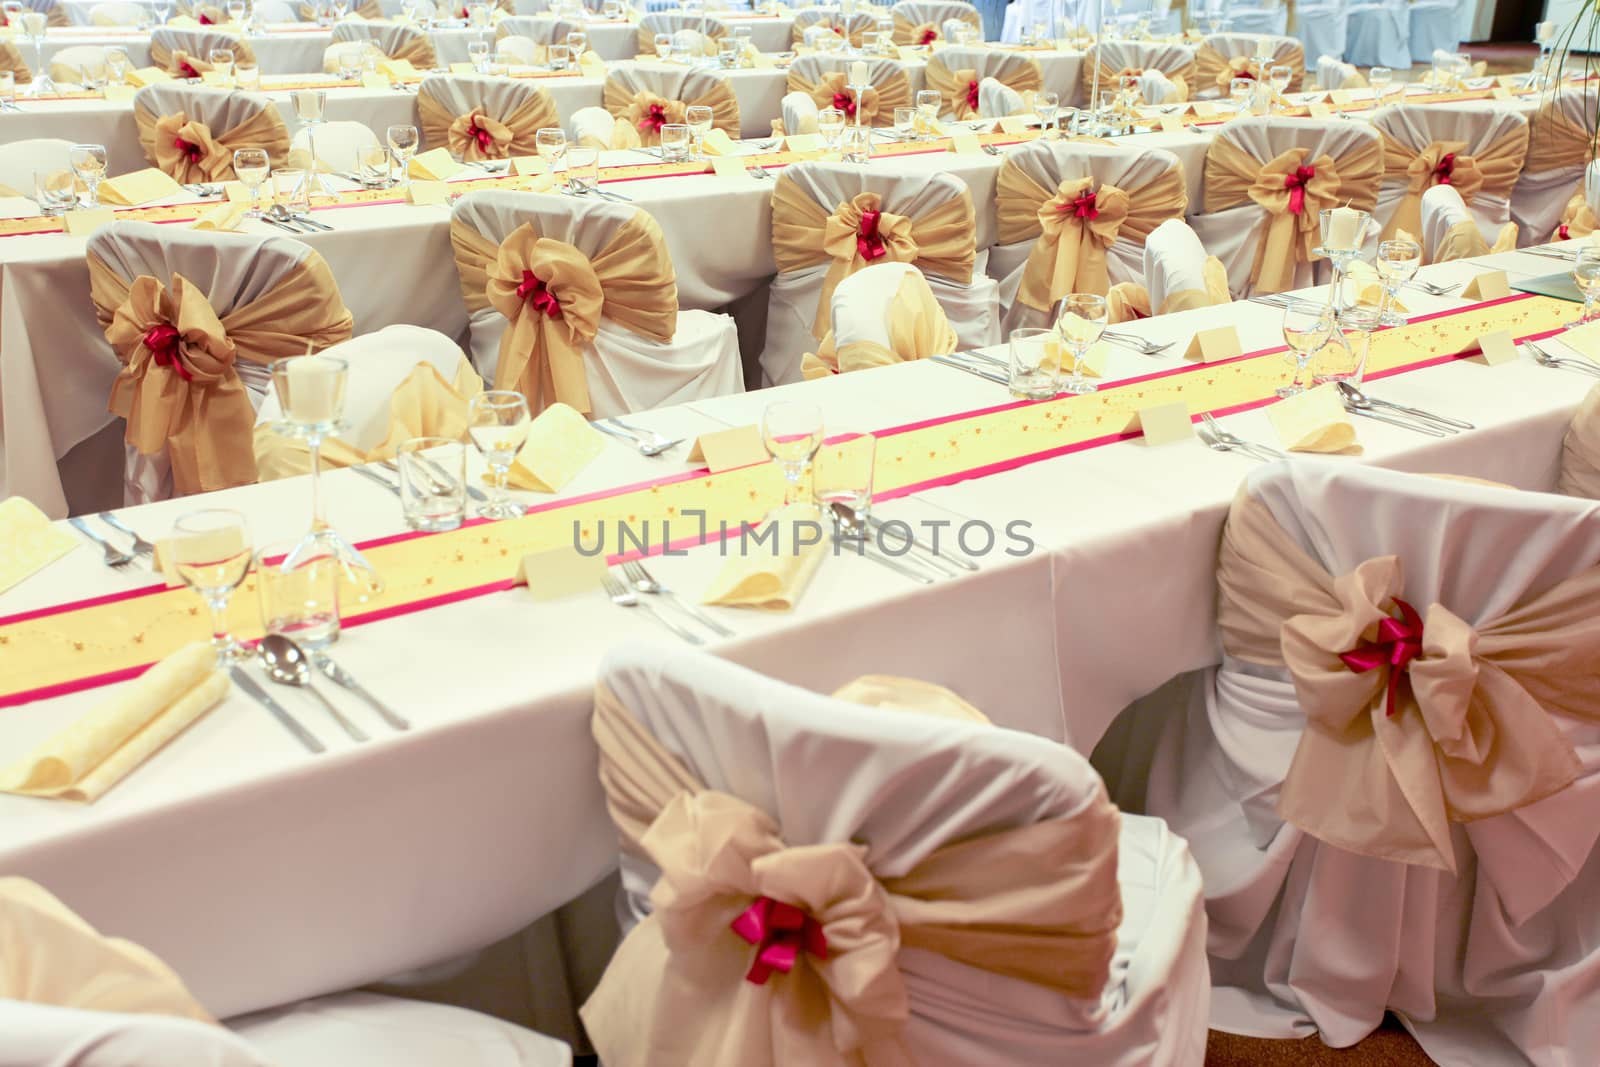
[418,87,559,160]
[1379,127,1527,241]
[1559,384,1600,500]
[1432,217,1516,262]
[890,8,978,46]
[801,269,957,378]
[771,178,975,338]
[1203,138,1381,293]
[149,36,256,74]
[0,42,32,84]
[1104,256,1230,323]
[792,14,864,48]
[449,215,677,414]
[87,253,353,495]
[365,28,436,69]
[1216,487,1600,872]
[637,19,724,56]
[787,68,911,128]
[135,102,289,182]
[1195,43,1304,93]
[998,159,1186,312]
[579,684,1124,1067]
[602,77,739,147]
[925,56,1040,120]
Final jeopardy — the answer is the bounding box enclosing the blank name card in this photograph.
[688,425,766,473]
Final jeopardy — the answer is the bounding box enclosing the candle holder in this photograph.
[1312,206,1372,317]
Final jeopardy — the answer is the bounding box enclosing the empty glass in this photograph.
[274,167,310,213]
[654,32,672,60]
[106,48,130,84]
[396,436,467,531]
[232,147,269,215]
[812,433,876,519]
[1572,247,1600,328]
[1280,299,1336,396]
[357,143,390,187]
[337,43,364,78]
[468,38,490,71]
[68,143,107,207]
[1056,293,1107,394]
[257,540,341,649]
[761,400,824,508]
[718,37,740,68]
[172,508,254,664]
[467,390,532,520]
[1009,327,1060,400]
[1268,64,1291,97]
[565,145,598,192]
[548,43,569,71]
[893,105,915,140]
[660,123,690,161]
[915,88,940,138]
[1229,76,1251,112]
[817,105,846,149]
[1374,238,1420,326]
[601,0,621,17]
[566,29,588,62]
[841,124,871,163]
[33,168,76,214]
[1034,89,1059,132]
[386,124,418,185]
[234,62,259,90]
[1368,65,1392,103]
[685,104,713,157]
[535,126,567,168]
[225,0,245,24]
[209,48,234,84]
[0,70,13,109]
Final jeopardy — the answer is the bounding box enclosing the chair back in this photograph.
[133,84,289,181]
[925,46,1041,120]
[637,11,728,55]
[778,90,819,136]
[149,26,256,72]
[1559,385,1600,502]
[1514,86,1598,245]
[49,44,112,84]
[601,61,739,146]
[1143,217,1230,315]
[786,54,913,127]
[1315,52,1362,90]
[1083,39,1196,101]
[496,13,584,43]
[889,0,979,44]
[0,42,30,85]
[417,73,560,159]
[88,1,146,25]
[1419,182,1497,262]
[801,262,957,377]
[0,138,73,194]
[1369,101,1528,241]
[290,119,379,173]
[789,7,878,47]
[330,19,437,67]
[1195,31,1303,93]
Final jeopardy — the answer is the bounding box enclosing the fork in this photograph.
[69,516,136,568]
[1101,330,1173,355]
[1528,341,1600,377]
[601,573,704,644]
[981,143,1000,156]
[610,418,685,455]
[96,512,156,559]
[622,559,734,637]
[1200,413,1286,462]
[1404,279,1460,296]
[351,463,402,496]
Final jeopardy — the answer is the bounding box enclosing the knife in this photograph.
[866,516,979,572]
[229,666,326,753]
[312,654,411,731]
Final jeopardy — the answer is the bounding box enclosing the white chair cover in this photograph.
[149,26,251,69]
[761,162,998,386]
[638,11,728,52]
[1407,0,1457,62]
[567,103,618,146]
[928,45,1040,118]
[330,19,433,61]
[254,0,298,20]
[1418,181,1492,261]
[0,1001,271,1067]
[785,54,913,124]
[1190,116,1381,295]
[417,73,557,153]
[602,61,739,133]
[1137,69,1182,105]
[88,1,145,24]
[1224,1,1288,35]
[1089,38,1197,86]
[1369,102,1527,240]
[791,7,879,44]
[1198,32,1302,97]
[1510,87,1597,247]
[495,34,540,64]
[48,44,110,83]
[0,137,74,195]
[890,0,980,33]
[1315,52,1358,90]
[1144,217,1217,313]
[1294,4,1347,70]
[979,75,1025,117]
[450,189,743,417]
[291,119,379,173]
[134,83,282,174]
[1002,0,1094,41]
[84,222,322,504]
[780,88,819,134]
[1142,461,1600,1064]
[1344,0,1409,68]
[496,14,583,42]
[825,261,942,351]
[596,641,1212,1067]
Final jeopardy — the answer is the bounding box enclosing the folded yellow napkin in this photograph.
[832,675,990,723]
[1268,382,1360,454]
[578,50,606,76]
[700,128,738,156]
[1345,261,1406,312]
[702,502,829,611]
[190,199,247,231]
[505,401,606,492]
[0,497,75,595]
[408,146,465,181]
[126,65,173,86]
[98,168,185,207]
[380,57,419,79]
[0,643,229,803]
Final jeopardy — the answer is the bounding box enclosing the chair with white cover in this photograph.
[979,75,1029,117]
[925,46,1040,120]
[149,26,257,74]
[4,0,68,26]
[600,62,739,147]
[636,11,728,55]
[1369,102,1528,244]
[0,41,31,86]
[1082,39,1197,104]
[254,0,299,19]
[890,0,980,44]
[290,119,380,173]
[789,7,878,47]
[1294,3,1348,71]
[322,39,386,72]
[580,642,1212,1067]
[568,104,626,148]
[1221,0,1288,35]
[1419,183,1515,262]
[0,877,573,1067]
[495,34,541,65]
[762,161,998,386]
[418,74,560,159]
[449,189,742,418]
[800,262,957,378]
[1512,87,1598,245]
[331,19,437,68]
[774,90,820,136]
[1315,52,1363,91]
[495,14,585,52]
[992,140,1188,331]
[1134,217,1231,319]
[1139,460,1600,1064]
[47,44,110,84]
[1192,116,1382,296]
[1558,385,1600,501]
[1344,0,1409,68]
[786,54,913,127]
[0,138,73,195]
[133,84,290,182]
[1194,32,1303,95]
[83,222,353,504]
[87,1,144,25]
[1407,0,1457,62]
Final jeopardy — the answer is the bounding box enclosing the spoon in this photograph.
[267,203,312,232]
[829,503,935,584]
[1336,380,1473,430]
[258,633,369,742]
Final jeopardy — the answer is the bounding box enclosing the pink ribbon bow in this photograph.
[729,896,828,985]
[468,116,494,152]
[516,269,563,319]
[965,79,979,113]
[1433,152,1457,185]
[141,322,193,381]
[856,209,887,261]
[1283,164,1316,215]
[198,12,213,23]
[1060,189,1099,220]
[1338,596,1424,719]
[638,102,668,134]
[173,135,203,163]
[919,27,937,44]
[832,89,856,118]
[178,60,200,78]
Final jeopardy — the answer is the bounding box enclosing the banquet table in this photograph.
[0,240,1589,1021]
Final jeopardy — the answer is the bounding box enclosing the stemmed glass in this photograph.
[209,48,235,85]
[1571,247,1600,328]
[386,124,418,186]
[106,47,131,84]
[1034,89,1058,134]
[654,32,672,61]
[1268,64,1291,101]
[171,508,254,664]
[817,106,846,150]
[68,144,107,207]
[685,103,713,158]
[22,12,51,96]
[1374,238,1420,327]
[915,88,940,139]
[1280,299,1336,397]
[292,89,331,192]
[535,126,566,171]
[1368,65,1392,105]
[468,390,532,520]
[566,29,587,65]
[151,0,171,23]
[762,400,824,509]
[225,0,245,26]
[232,147,269,217]
[1055,293,1107,394]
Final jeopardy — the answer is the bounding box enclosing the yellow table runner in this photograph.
[0,293,1568,707]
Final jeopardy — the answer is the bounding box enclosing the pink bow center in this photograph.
[919,27,937,44]
[1433,152,1456,185]
[729,896,828,986]
[516,269,563,319]
[1338,597,1424,718]
[179,61,200,78]
[142,322,193,381]
[856,208,887,261]
[198,12,213,23]
[1283,164,1316,215]
[468,116,494,151]
[832,90,856,117]
[1236,68,1256,80]
[1061,189,1099,220]
[173,135,204,163]
[965,78,979,112]
[638,102,668,133]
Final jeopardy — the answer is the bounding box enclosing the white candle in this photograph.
[1326,206,1364,252]
[1254,37,1274,59]
[850,60,869,85]
[286,356,344,425]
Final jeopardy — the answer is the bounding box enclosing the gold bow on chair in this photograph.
[1195,43,1304,93]
[0,43,33,85]
[579,684,1124,1067]
[801,269,957,378]
[1083,48,1195,104]
[788,69,910,128]
[1432,217,1517,263]
[449,216,678,415]
[1218,489,1600,874]
[418,88,558,160]
[149,36,257,75]
[603,75,739,146]
[375,29,437,70]
[1527,98,1594,241]
[1379,122,1527,242]
[890,9,978,46]
[87,255,353,496]
[136,104,289,182]
[793,15,863,49]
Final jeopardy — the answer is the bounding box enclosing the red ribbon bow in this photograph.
[468,116,494,152]
[1560,224,1573,241]
[832,90,856,118]
[178,61,201,78]
[142,322,193,381]
[198,12,212,23]
[856,209,887,261]
[1338,597,1424,718]
[516,269,563,319]
[965,79,979,113]
[1283,164,1316,215]
[638,102,668,133]
[729,896,828,985]
[1432,152,1456,185]
[1060,189,1099,220]
[173,135,204,163]
[1236,68,1256,80]
[919,27,937,44]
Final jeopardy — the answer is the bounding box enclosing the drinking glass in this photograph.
[68,143,107,207]
[386,124,418,185]
[106,48,130,84]
[660,122,690,160]
[565,145,598,191]
[1055,294,1107,394]
[257,540,341,649]
[1368,65,1392,103]
[1117,72,1139,109]
[876,15,892,46]
[22,12,50,95]
[152,0,171,21]
[396,436,467,531]
[357,143,390,187]
[841,123,871,162]
[337,42,363,78]
[1374,238,1420,327]
[1008,327,1060,400]
[1572,247,1600,327]
[1034,89,1058,131]
[233,147,268,217]
[812,433,875,519]
[467,38,489,70]
[654,31,672,60]
[33,168,76,214]
[535,126,567,169]
[548,43,569,70]
[1268,64,1291,97]
[172,509,253,664]
[468,390,531,520]
[292,89,326,173]
[566,29,587,62]
[0,71,14,109]
[234,62,259,90]
[209,48,235,84]
[77,59,108,91]
[686,103,713,156]
[915,88,940,138]
[1319,304,1378,385]
[601,0,620,16]
[1229,76,1251,112]
[331,0,347,17]
[892,105,915,139]
[225,0,245,23]
[1280,299,1335,396]
[859,30,877,53]
[274,167,310,212]
[718,37,740,68]
[817,105,846,149]
[761,400,823,507]
[467,1,490,29]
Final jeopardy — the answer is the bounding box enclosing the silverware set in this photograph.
[262,203,331,234]
[379,456,488,502]
[745,164,774,180]
[186,182,222,198]
[1405,279,1460,296]
[1522,247,1577,263]
[592,417,682,456]
[230,633,410,755]
[1527,339,1600,378]
[930,352,1008,384]
[68,513,155,569]
[830,502,966,583]
[1197,413,1285,463]
[0,100,22,112]
[1101,329,1174,355]
[602,558,729,643]
[1337,380,1472,437]
[566,178,633,202]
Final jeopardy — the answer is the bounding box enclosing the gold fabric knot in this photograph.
[814,71,881,126]
[1244,147,1340,293]
[153,113,228,183]
[1217,55,1256,90]
[485,222,605,415]
[626,91,687,146]
[449,107,514,161]
[1014,176,1131,311]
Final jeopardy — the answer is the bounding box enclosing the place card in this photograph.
[700,128,737,155]
[223,180,251,202]
[510,155,548,176]
[947,131,983,155]
[578,51,606,76]
[997,114,1037,135]
[1559,321,1600,363]
[507,402,606,492]
[61,208,117,236]
[1307,102,1332,119]
[1268,383,1357,453]
[1157,114,1184,132]
[408,147,464,180]
[710,155,755,180]
[379,58,418,79]
[1491,86,1514,101]
[1136,401,1193,446]
[0,497,75,596]
[1476,328,1518,365]
[449,62,475,73]
[1460,270,1509,300]
[360,72,392,90]
[1328,89,1355,105]
[103,84,137,102]
[687,424,766,472]
[784,133,824,153]
[1187,101,1217,118]
[515,544,608,601]
[406,180,451,205]
[1183,324,1241,363]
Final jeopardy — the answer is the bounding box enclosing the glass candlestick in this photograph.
[1313,206,1372,316]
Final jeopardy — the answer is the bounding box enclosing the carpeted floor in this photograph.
[1206,1018,1438,1066]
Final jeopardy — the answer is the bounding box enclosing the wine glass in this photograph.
[1268,64,1291,98]
[761,400,823,508]
[171,509,254,664]
[292,89,326,177]
[225,0,244,24]
[1572,247,1600,328]
[1229,76,1251,113]
[106,47,131,84]
[817,105,846,150]
[1055,293,1107,394]
[467,38,489,71]
[566,29,587,64]
[386,124,418,186]
[535,126,567,170]
[209,48,235,85]
[0,0,22,26]
[1368,65,1392,104]
[233,147,269,217]
[22,12,50,95]
[685,103,713,157]
[1374,238,1420,327]
[654,31,672,60]
[1034,89,1058,133]
[68,144,107,207]
[1280,299,1335,397]
[468,390,532,520]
